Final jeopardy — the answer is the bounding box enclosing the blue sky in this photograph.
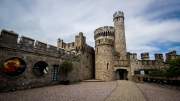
[0,0,180,59]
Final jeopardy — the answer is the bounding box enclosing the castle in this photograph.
[94,11,179,81]
[0,11,179,91]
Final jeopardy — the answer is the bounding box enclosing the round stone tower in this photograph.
[94,26,115,81]
[113,11,127,59]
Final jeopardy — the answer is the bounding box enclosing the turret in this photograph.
[57,38,63,48]
[141,52,149,60]
[75,32,86,53]
[94,26,115,81]
[113,11,127,59]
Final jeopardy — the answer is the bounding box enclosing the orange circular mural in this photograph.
[1,57,26,77]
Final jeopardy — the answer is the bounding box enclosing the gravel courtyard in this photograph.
[0,81,180,101]
[0,81,117,101]
[135,83,180,101]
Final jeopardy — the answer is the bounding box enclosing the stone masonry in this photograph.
[0,29,94,92]
[94,11,180,81]
[0,11,179,92]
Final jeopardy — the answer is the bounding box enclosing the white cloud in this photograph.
[0,0,179,57]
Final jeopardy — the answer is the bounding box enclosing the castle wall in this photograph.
[0,29,95,92]
[128,52,166,76]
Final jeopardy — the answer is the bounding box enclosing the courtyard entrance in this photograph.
[119,69,128,80]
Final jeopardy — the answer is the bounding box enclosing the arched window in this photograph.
[33,61,48,76]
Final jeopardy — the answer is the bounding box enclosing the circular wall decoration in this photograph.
[33,61,48,76]
[1,57,26,77]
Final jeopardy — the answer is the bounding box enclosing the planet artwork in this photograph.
[2,57,26,77]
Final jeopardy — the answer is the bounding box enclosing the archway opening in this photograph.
[118,69,128,80]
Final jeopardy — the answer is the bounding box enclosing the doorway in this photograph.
[119,69,127,80]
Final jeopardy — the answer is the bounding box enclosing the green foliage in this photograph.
[165,58,180,77]
[149,58,180,78]
[60,60,74,77]
[149,70,165,77]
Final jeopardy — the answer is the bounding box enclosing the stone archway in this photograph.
[114,67,129,80]
[119,69,128,80]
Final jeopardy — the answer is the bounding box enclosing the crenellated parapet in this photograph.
[141,52,150,60]
[113,11,124,21]
[127,52,137,60]
[20,36,35,47]
[95,38,114,46]
[35,40,47,51]
[0,29,81,62]
[75,32,86,47]
[154,53,163,61]
[94,26,114,40]
[165,50,179,63]
[0,29,18,47]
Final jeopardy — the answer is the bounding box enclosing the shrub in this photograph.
[165,58,180,77]
[149,70,165,77]
[60,60,74,77]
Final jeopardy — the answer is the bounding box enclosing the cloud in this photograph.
[0,0,179,58]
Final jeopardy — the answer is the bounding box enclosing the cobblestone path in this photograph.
[105,80,146,101]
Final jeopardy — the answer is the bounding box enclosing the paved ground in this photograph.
[0,81,116,101]
[0,80,180,101]
[135,83,180,101]
[105,80,146,101]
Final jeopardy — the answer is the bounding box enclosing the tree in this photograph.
[60,60,74,79]
[166,58,180,77]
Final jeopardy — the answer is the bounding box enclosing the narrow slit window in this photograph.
[97,47,98,54]
[107,63,109,70]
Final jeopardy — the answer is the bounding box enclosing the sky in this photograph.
[0,0,180,59]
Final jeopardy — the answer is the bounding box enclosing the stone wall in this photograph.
[95,37,115,81]
[0,29,94,92]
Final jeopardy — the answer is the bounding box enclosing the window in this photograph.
[51,65,58,81]
[33,61,48,76]
[107,63,109,70]
[96,47,98,54]
[134,71,140,74]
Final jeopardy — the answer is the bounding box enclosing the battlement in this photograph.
[95,38,114,46]
[20,36,35,47]
[0,29,19,46]
[165,50,178,63]
[141,52,150,60]
[0,29,81,61]
[94,26,114,40]
[154,53,163,61]
[127,52,137,59]
[113,11,124,21]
